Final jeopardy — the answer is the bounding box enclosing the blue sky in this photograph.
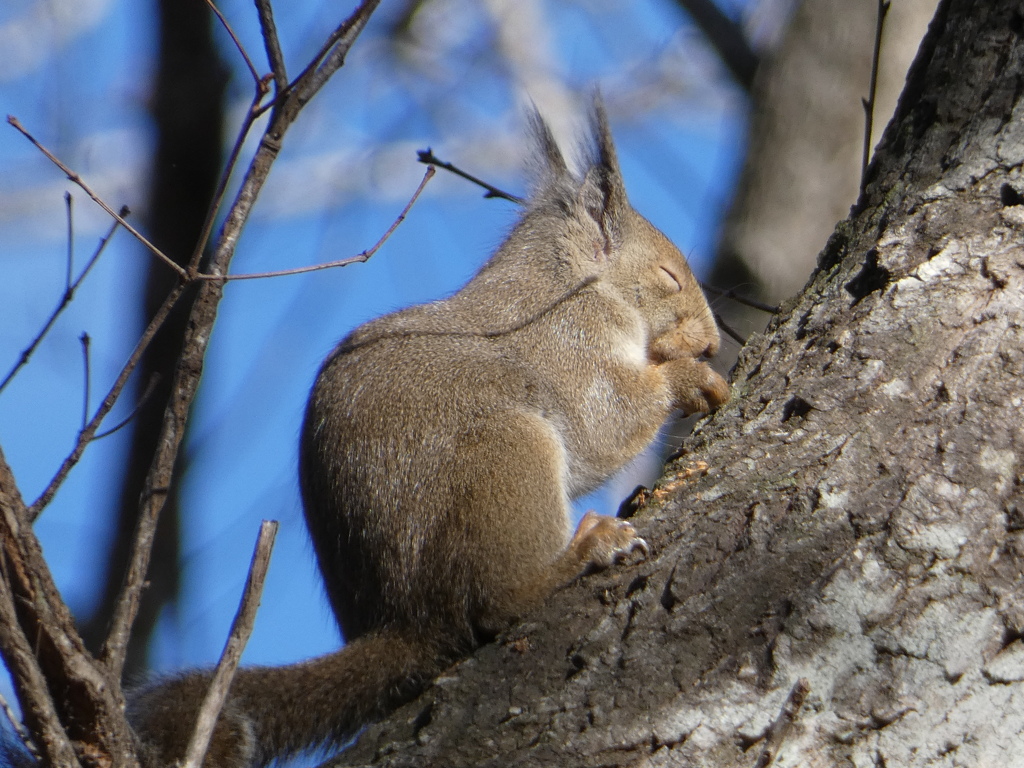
[0,0,752,691]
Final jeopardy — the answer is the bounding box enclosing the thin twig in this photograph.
[699,281,779,314]
[292,0,382,105]
[187,83,270,271]
[64,192,73,292]
[1,1,384,761]
[861,0,890,191]
[753,678,810,768]
[92,374,161,441]
[713,311,745,346]
[78,333,91,432]
[255,0,288,94]
[0,446,110,768]
[417,148,524,204]
[101,0,385,677]
[420,147,772,327]
[194,166,435,282]
[182,520,278,768]
[422,145,766,350]
[6,116,186,280]
[0,571,80,768]
[0,214,125,396]
[28,284,187,521]
[202,0,260,85]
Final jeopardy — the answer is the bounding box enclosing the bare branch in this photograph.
[0,214,124,396]
[0,451,81,768]
[64,192,73,291]
[28,284,187,520]
[417,148,524,204]
[861,0,891,191]
[79,333,91,432]
[188,83,270,271]
[92,374,161,441]
[195,166,435,281]
[698,281,779,314]
[1,0,385,761]
[6,116,186,280]
[293,0,382,105]
[712,310,745,347]
[203,0,260,85]
[182,520,279,768]
[102,0,385,677]
[671,0,759,91]
[0,446,135,765]
[255,0,288,94]
[0,583,81,768]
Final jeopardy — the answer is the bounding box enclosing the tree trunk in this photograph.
[326,0,1024,765]
[713,0,939,304]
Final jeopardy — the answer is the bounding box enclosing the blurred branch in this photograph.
[0,214,125,395]
[698,281,779,314]
[64,193,73,291]
[182,520,278,768]
[292,0,381,106]
[672,0,759,91]
[711,310,745,346]
[78,333,91,431]
[79,0,231,679]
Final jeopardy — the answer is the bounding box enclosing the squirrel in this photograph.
[127,100,729,768]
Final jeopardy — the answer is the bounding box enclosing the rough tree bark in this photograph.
[326,0,1024,765]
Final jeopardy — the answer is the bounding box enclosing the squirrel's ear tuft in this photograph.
[525,108,573,205]
[523,95,629,255]
[580,94,629,250]
[527,108,568,179]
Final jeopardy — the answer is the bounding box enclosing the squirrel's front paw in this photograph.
[569,511,649,569]
[661,358,729,415]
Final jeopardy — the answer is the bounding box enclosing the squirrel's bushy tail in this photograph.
[240,630,443,764]
[131,629,446,768]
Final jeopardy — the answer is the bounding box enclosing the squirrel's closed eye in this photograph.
[659,265,682,291]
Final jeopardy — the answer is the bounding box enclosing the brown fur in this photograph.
[129,100,729,767]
